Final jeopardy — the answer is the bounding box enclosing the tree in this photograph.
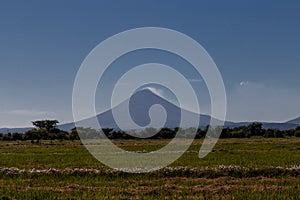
[23,129,48,143]
[32,120,59,132]
[12,133,23,141]
[102,128,114,138]
[295,130,300,137]
[246,122,263,137]
[69,128,80,141]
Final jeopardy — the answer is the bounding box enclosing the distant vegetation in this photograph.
[1,120,300,142]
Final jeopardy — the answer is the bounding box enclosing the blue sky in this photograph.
[0,0,300,127]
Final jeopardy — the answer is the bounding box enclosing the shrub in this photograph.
[295,130,300,137]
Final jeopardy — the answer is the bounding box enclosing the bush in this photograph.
[295,130,300,137]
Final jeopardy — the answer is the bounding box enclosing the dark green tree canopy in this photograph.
[32,120,59,131]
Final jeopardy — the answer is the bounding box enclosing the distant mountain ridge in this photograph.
[0,127,32,134]
[57,89,300,132]
[286,117,300,126]
[1,89,300,133]
[59,88,219,132]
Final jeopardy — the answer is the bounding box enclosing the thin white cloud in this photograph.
[239,81,249,86]
[189,78,203,83]
[144,86,165,98]
[0,109,55,116]
[227,82,300,122]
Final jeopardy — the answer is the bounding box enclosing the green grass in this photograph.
[1,138,300,199]
[1,138,300,169]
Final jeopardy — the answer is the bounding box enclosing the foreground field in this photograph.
[1,138,300,199]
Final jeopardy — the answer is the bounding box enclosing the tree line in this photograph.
[1,120,300,142]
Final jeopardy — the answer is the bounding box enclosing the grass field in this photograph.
[1,138,300,199]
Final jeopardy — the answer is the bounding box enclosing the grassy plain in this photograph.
[1,138,300,199]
